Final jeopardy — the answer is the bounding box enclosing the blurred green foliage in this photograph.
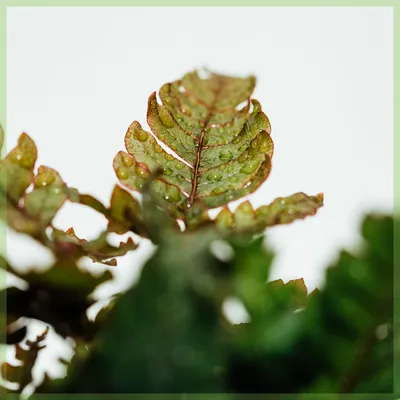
[30,212,392,395]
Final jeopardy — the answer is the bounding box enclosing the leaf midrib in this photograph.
[188,76,224,205]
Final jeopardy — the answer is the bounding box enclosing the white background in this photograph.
[3,6,393,390]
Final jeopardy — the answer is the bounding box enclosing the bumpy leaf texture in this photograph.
[114,71,272,215]
[114,70,323,228]
[216,193,324,232]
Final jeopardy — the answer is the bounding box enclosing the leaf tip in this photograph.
[108,258,117,267]
[66,227,75,236]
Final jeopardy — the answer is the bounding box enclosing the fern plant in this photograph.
[0,70,394,396]
[113,70,323,231]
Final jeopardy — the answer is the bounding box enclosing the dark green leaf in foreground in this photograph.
[226,214,394,393]
[114,70,322,228]
[44,214,394,394]
[52,227,227,393]
[267,278,319,310]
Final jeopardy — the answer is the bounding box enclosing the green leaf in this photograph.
[76,193,108,215]
[114,70,273,222]
[2,202,42,236]
[107,185,146,236]
[24,166,69,225]
[0,133,37,202]
[0,134,142,261]
[52,226,138,266]
[216,192,324,233]
[267,278,315,310]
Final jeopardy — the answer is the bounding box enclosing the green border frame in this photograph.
[0,0,6,395]
[0,1,398,399]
